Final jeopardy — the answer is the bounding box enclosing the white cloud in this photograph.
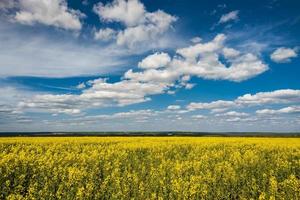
[190,37,202,43]
[219,10,239,24]
[138,52,171,69]
[215,111,249,117]
[184,83,195,89]
[93,0,177,48]
[125,34,268,85]
[0,18,181,77]
[124,68,177,86]
[93,0,145,27]
[222,47,240,58]
[116,10,177,47]
[187,100,235,111]
[2,86,300,132]
[173,34,268,82]
[191,115,206,119]
[31,109,158,127]
[0,21,128,77]
[236,89,300,105]
[256,106,300,115]
[270,47,297,63]
[167,105,181,110]
[18,94,84,115]
[83,109,157,121]
[76,83,86,89]
[4,33,271,115]
[94,28,117,41]
[14,0,83,31]
[176,34,226,59]
[81,78,166,106]
[0,87,36,123]
[225,117,258,122]
[19,77,170,114]
[5,33,270,116]
[187,89,300,112]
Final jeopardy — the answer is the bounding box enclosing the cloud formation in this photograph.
[174,34,268,82]
[187,100,236,112]
[127,34,267,84]
[215,111,249,117]
[0,21,127,77]
[3,0,84,30]
[270,47,298,63]
[0,0,299,133]
[94,0,145,27]
[1,84,299,132]
[18,77,168,115]
[16,33,269,115]
[187,89,300,112]
[167,105,181,110]
[219,10,239,24]
[93,0,177,47]
[235,89,300,105]
[138,52,171,69]
[191,37,202,43]
[256,106,300,115]
[94,28,117,41]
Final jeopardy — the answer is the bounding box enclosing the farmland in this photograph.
[0,137,299,199]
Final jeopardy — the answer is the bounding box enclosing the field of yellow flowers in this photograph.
[0,137,299,199]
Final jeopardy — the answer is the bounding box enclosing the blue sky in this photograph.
[0,0,299,132]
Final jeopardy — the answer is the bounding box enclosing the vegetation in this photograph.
[0,137,299,199]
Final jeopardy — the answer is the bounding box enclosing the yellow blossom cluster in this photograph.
[0,137,299,199]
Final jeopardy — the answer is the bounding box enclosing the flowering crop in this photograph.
[0,137,299,199]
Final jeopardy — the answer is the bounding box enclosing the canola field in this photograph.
[0,137,299,200]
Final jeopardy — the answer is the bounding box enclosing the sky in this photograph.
[0,0,299,132]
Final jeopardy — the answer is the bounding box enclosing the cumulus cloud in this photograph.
[167,105,181,110]
[256,106,300,115]
[125,34,268,86]
[116,10,177,47]
[219,10,239,24]
[82,109,157,121]
[93,0,145,27]
[235,89,300,105]
[222,47,240,58]
[94,28,117,41]
[187,100,235,111]
[138,52,171,69]
[2,86,300,131]
[173,34,268,82]
[16,33,270,115]
[190,37,202,43]
[215,111,249,117]
[93,0,177,47]
[187,89,300,112]
[19,77,169,114]
[18,94,83,115]
[225,117,258,122]
[270,47,298,63]
[13,0,83,30]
